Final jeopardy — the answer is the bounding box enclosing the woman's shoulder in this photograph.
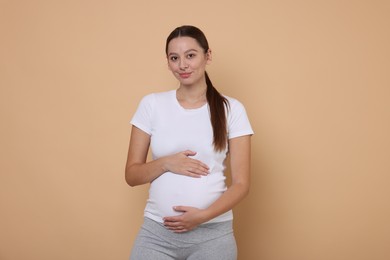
[139,89,175,103]
[142,89,174,99]
[222,94,245,109]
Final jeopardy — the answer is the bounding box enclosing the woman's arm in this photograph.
[163,135,251,232]
[125,126,162,186]
[125,126,210,187]
[201,135,251,219]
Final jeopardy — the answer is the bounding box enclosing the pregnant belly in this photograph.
[147,172,226,218]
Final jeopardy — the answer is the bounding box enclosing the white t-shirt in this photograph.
[131,90,254,223]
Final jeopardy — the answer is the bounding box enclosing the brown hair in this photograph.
[166,25,229,151]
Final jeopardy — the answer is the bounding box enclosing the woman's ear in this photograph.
[206,49,212,64]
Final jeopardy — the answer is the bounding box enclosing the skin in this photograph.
[167,36,212,109]
[125,36,251,233]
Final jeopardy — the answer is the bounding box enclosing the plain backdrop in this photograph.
[1,0,389,259]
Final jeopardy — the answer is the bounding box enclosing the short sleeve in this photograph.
[130,93,155,135]
[227,98,254,139]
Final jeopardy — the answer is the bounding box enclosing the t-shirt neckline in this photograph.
[172,90,208,112]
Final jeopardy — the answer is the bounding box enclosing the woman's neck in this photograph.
[176,84,207,109]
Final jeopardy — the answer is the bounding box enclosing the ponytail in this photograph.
[165,26,229,151]
[205,71,229,152]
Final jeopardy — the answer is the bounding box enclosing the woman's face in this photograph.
[167,36,211,87]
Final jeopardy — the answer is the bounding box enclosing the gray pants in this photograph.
[130,217,237,260]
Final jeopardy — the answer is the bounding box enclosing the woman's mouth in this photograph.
[179,73,191,79]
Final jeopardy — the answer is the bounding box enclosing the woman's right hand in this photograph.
[163,150,209,178]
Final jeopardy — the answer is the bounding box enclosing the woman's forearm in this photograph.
[202,181,250,222]
[202,135,251,222]
[125,150,210,187]
[125,157,168,187]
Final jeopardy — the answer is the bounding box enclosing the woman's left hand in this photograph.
[163,206,208,233]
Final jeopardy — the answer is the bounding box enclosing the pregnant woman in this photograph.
[125,25,253,260]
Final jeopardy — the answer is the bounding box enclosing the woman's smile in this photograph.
[179,72,192,79]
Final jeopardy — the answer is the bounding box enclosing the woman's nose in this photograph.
[179,60,188,70]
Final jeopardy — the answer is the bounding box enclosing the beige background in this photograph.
[1,0,389,259]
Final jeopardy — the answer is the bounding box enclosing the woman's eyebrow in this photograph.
[168,49,199,56]
[184,49,198,53]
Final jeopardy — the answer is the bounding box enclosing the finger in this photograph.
[189,160,210,172]
[166,225,182,230]
[174,229,188,233]
[198,161,210,170]
[172,227,188,232]
[162,219,192,233]
[186,166,208,176]
[163,216,181,223]
[163,221,181,227]
[185,171,202,178]
[163,221,186,231]
[190,161,209,170]
[173,206,187,212]
[163,222,187,230]
[171,225,190,233]
[188,158,209,168]
[166,226,188,233]
[183,150,197,156]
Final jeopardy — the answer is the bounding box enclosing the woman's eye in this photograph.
[170,56,178,61]
[187,53,195,59]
